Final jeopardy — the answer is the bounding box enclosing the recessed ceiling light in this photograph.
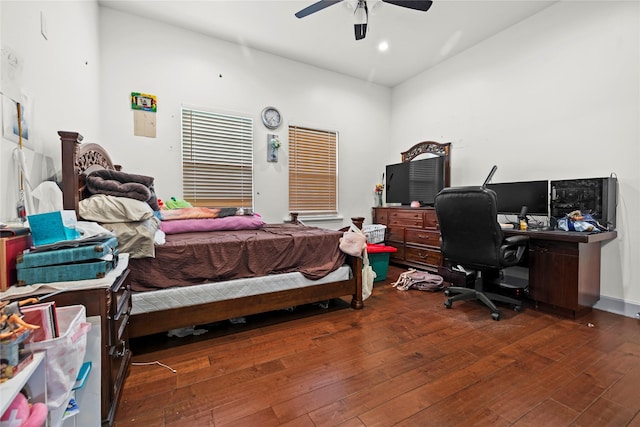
[378,41,389,52]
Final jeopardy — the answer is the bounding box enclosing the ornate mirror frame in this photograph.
[401,140,451,187]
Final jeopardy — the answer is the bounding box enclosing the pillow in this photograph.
[79,194,154,223]
[102,217,160,258]
[160,214,265,234]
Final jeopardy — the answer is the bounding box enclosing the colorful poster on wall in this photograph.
[130,92,157,112]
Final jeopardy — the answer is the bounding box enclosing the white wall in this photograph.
[0,0,101,221]
[390,1,640,314]
[2,1,637,315]
[97,7,391,226]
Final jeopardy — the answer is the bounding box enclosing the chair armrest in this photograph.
[504,235,528,246]
[500,235,529,266]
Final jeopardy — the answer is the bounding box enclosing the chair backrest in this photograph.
[434,186,505,270]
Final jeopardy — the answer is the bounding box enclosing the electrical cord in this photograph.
[132,361,177,373]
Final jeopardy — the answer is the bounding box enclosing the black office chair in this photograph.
[434,186,529,320]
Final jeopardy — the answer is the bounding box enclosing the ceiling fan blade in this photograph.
[295,0,344,18]
[381,0,433,12]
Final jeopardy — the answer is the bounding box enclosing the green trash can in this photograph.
[366,243,397,282]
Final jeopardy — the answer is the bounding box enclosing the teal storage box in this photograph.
[16,237,118,285]
[367,244,397,282]
[16,259,117,285]
[27,210,80,246]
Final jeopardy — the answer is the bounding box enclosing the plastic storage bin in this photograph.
[24,305,90,426]
[367,243,397,282]
[363,224,386,244]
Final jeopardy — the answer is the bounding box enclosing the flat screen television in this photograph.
[385,156,446,206]
[486,180,549,216]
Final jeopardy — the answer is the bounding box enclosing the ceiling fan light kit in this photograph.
[295,0,433,41]
[353,1,368,40]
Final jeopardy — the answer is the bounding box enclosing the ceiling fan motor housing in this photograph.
[295,0,433,40]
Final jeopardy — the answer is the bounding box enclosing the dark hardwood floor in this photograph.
[114,264,640,426]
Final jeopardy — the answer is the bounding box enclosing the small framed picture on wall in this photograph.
[2,94,29,145]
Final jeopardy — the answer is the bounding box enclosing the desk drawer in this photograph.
[389,210,423,228]
[406,228,440,247]
[405,246,442,267]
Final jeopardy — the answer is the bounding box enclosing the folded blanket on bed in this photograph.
[160,207,239,221]
[87,169,159,210]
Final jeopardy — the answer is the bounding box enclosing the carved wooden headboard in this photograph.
[401,140,451,187]
[59,131,120,215]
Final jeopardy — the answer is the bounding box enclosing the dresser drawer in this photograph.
[373,208,388,225]
[110,270,131,345]
[386,226,405,243]
[405,246,442,267]
[405,228,441,247]
[111,291,130,345]
[386,242,404,261]
[423,209,438,229]
[389,210,424,227]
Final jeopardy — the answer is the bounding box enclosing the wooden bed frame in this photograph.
[59,131,364,338]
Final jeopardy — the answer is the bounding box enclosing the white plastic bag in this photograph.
[339,224,367,256]
[362,250,376,300]
[24,305,91,419]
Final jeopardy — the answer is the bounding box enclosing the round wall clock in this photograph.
[261,106,282,130]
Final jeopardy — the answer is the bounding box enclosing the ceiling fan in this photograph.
[295,0,433,41]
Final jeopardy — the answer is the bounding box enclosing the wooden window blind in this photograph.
[181,108,253,208]
[288,125,337,214]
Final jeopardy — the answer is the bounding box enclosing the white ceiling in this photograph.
[99,0,557,87]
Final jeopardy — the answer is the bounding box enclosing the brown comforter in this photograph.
[128,223,346,292]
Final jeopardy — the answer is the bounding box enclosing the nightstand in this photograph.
[46,267,131,425]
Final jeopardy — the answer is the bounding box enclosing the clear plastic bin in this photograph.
[24,305,90,425]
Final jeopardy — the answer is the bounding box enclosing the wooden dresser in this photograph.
[372,206,442,272]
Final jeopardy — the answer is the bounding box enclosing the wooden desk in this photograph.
[505,229,617,318]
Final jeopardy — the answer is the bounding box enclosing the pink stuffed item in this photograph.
[0,392,48,427]
[160,214,265,234]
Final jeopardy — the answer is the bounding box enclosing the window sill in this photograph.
[285,214,344,223]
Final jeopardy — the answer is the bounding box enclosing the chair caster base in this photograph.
[492,312,500,321]
[444,300,452,309]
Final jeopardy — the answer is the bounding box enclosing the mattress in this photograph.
[131,265,352,315]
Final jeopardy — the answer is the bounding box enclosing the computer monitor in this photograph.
[486,180,549,216]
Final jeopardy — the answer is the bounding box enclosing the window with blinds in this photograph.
[181,108,253,208]
[288,125,338,215]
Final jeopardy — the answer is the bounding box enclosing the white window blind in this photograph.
[288,125,337,214]
[181,108,253,208]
